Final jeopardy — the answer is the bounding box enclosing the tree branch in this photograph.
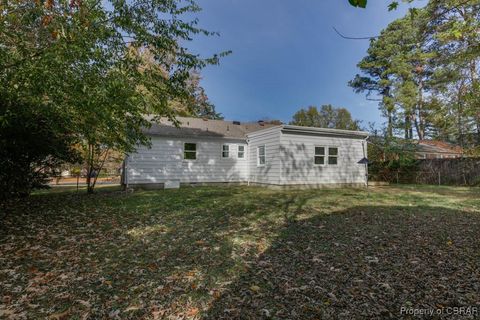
[332,27,379,40]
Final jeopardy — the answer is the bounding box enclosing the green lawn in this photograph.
[1,185,479,319]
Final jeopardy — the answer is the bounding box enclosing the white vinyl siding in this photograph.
[127,137,248,184]
[280,132,366,185]
[247,128,282,185]
[126,126,366,187]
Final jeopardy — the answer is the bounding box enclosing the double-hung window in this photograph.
[328,147,338,165]
[314,146,325,165]
[257,145,266,166]
[238,145,245,159]
[314,146,338,165]
[222,145,230,158]
[184,143,197,160]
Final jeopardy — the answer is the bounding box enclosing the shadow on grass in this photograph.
[2,188,479,319]
[204,205,480,320]
[0,187,317,318]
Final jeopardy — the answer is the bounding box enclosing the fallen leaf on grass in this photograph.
[186,307,199,317]
[48,309,70,320]
[250,285,261,292]
[125,305,141,312]
[76,300,91,309]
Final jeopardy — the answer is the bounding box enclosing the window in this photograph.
[314,146,325,165]
[328,147,338,165]
[238,145,245,159]
[315,146,338,165]
[184,143,197,160]
[257,145,266,166]
[222,144,229,158]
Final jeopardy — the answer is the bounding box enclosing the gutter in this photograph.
[281,125,369,138]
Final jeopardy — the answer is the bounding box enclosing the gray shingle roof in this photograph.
[144,117,277,139]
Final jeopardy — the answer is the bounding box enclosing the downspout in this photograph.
[124,154,129,191]
[362,136,369,188]
[246,138,250,186]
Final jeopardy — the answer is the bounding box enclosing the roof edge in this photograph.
[281,125,369,138]
[245,125,283,138]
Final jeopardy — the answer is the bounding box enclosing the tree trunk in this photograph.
[86,143,95,194]
[387,111,393,138]
[90,149,110,192]
[416,73,425,141]
[405,115,413,139]
[405,115,409,139]
[84,144,110,194]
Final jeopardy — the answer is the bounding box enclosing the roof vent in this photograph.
[258,120,265,126]
[233,121,241,125]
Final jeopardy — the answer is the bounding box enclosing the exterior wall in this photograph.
[279,131,367,186]
[126,128,368,187]
[247,128,282,185]
[126,136,248,184]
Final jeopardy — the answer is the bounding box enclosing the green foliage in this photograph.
[348,0,415,10]
[290,105,362,130]
[369,159,420,183]
[351,0,480,146]
[348,0,367,8]
[0,0,227,196]
[169,71,223,120]
[388,2,400,10]
[0,99,80,201]
[368,133,418,162]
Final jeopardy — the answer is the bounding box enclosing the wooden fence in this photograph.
[369,158,480,186]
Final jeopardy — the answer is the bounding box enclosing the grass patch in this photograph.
[1,185,479,319]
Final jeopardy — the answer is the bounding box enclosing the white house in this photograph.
[123,117,369,189]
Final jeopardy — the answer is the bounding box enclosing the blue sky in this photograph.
[186,0,419,127]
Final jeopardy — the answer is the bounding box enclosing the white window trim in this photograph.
[257,145,266,167]
[237,145,245,159]
[183,142,197,161]
[327,147,339,165]
[314,145,326,166]
[222,144,230,158]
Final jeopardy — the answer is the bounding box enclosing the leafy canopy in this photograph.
[290,105,362,131]
[0,0,227,195]
[350,0,479,148]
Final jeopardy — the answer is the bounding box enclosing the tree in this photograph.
[170,71,223,120]
[350,11,435,140]
[290,105,362,130]
[0,99,80,200]
[0,0,228,196]
[425,0,480,146]
[351,0,479,147]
